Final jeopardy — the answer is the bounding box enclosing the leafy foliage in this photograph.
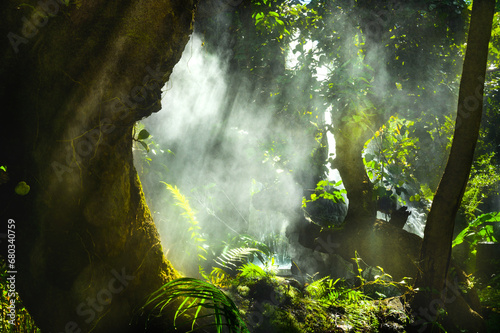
[133,123,151,152]
[162,182,208,269]
[305,276,367,307]
[141,277,249,333]
[0,260,40,332]
[215,234,271,264]
[461,153,500,221]
[301,179,345,208]
[213,247,264,275]
[237,262,269,280]
[452,212,500,248]
[303,274,385,332]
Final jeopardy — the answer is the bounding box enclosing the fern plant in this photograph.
[237,262,268,279]
[162,182,208,267]
[305,276,329,299]
[141,277,249,333]
[206,267,232,288]
[305,276,367,306]
[203,246,267,287]
[214,247,263,273]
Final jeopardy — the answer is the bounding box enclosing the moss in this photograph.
[266,303,303,333]
[237,285,250,297]
[227,273,420,332]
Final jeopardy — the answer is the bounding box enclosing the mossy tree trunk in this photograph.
[0,1,196,332]
[333,121,378,228]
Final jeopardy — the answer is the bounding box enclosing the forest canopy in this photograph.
[1,0,500,332]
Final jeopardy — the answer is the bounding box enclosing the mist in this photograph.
[134,34,309,276]
[133,3,460,276]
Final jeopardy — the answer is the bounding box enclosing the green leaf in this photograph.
[139,140,149,152]
[137,129,151,140]
[364,153,375,162]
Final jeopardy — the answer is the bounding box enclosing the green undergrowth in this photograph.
[223,262,409,333]
[0,259,41,332]
[476,274,500,333]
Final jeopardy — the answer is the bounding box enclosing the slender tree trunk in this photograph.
[0,1,196,332]
[418,0,494,294]
[415,0,494,330]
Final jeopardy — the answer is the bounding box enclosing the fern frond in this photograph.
[162,182,208,271]
[305,276,328,298]
[142,277,249,333]
[209,267,232,288]
[214,247,262,272]
[162,182,199,226]
[238,262,267,279]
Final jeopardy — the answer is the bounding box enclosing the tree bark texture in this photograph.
[418,0,494,294]
[0,1,196,332]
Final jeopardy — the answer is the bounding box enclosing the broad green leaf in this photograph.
[138,129,150,140]
[364,153,375,162]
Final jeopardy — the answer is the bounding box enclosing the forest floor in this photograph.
[225,269,500,333]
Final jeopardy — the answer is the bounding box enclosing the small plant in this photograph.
[213,247,264,275]
[162,182,208,276]
[302,179,346,208]
[353,251,410,299]
[452,212,499,249]
[203,247,265,287]
[303,273,385,331]
[461,153,500,221]
[219,234,271,263]
[304,276,329,299]
[141,277,249,333]
[237,262,268,279]
[452,212,499,273]
[133,126,152,152]
[477,273,500,307]
[206,267,232,288]
[305,276,367,307]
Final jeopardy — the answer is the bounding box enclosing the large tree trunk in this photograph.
[0,1,196,332]
[414,0,495,331]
